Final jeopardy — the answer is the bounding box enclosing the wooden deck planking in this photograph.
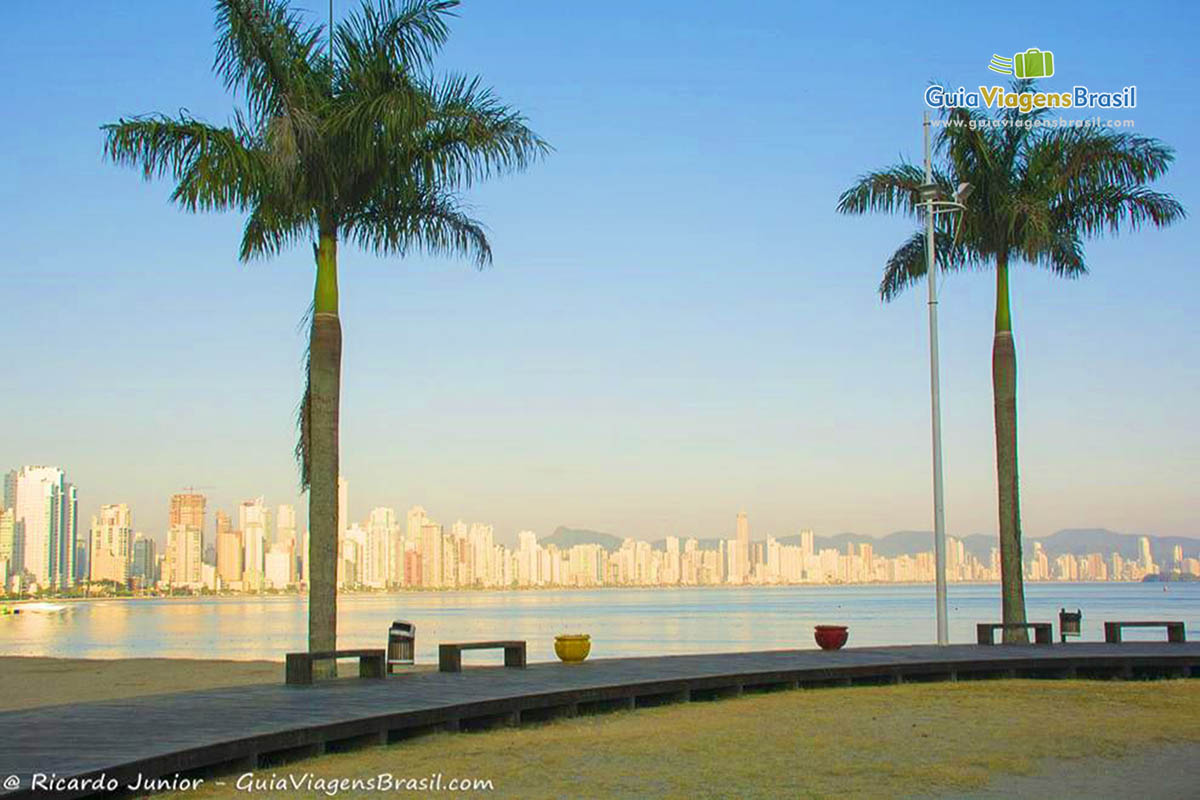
[1,642,1197,799]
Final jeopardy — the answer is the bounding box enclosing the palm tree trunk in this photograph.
[308,230,340,675]
[992,254,1028,642]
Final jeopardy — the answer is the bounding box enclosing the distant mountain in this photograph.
[542,526,623,551]
[1033,529,1197,566]
[551,525,1196,562]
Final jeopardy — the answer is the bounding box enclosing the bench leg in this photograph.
[505,645,527,668]
[1035,626,1051,645]
[977,625,993,646]
[1169,624,1186,643]
[439,646,462,673]
[361,654,385,679]
[1105,623,1121,644]
[286,653,313,685]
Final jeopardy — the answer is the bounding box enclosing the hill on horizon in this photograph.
[542,526,624,551]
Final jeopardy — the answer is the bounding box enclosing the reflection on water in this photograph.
[2,583,1197,664]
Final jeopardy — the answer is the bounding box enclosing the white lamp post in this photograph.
[917,111,971,646]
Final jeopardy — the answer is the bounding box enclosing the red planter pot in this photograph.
[814,625,849,651]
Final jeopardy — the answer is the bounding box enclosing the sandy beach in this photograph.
[0,657,282,711]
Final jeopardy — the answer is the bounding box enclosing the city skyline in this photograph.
[4,461,1197,553]
[3,463,1195,596]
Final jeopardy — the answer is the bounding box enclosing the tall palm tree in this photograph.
[103,0,547,664]
[838,82,1183,639]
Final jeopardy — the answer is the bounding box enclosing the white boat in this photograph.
[16,602,68,613]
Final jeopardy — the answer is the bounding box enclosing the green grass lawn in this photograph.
[167,679,1200,800]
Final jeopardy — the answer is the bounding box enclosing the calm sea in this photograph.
[3,583,1196,665]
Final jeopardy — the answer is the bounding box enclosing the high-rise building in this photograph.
[215,510,243,588]
[341,523,367,587]
[131,533,156,584]
[7,466,78,590]
[421,521,443,587]
[517,530,538,586]
[2,473,14,513]
[800,529,815,558]
[165,492,205,587]
[276,504,297,550]
[165,524,202,587]
[368,507,400,586]
[464,523,493,587]
[262,505,275,546]
[406,505,427,546]
[89,504,132,585]
[238,497,265,535]
[170,493,206,534]
[239,498,267,589]
[0,507,13,586]
[243,523,266,591]
[362,513,388,588]
[735,511,750,581]
[1139,536,1155,574]
[264,542,294,588]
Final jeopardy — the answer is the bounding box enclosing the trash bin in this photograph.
[387,620,415,672]
[1059,608,1081,643]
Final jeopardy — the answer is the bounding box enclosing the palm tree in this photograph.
[103,0,547,664]
[838,82,1183,639]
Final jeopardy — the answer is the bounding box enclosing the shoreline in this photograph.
[0,578,1164,605]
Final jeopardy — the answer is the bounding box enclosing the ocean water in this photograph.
[2,583,1196,665]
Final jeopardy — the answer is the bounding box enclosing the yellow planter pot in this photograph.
[554,634,591,663]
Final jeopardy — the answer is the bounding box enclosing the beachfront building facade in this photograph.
[89,503,133,585]
[163,492,205,589]
[5,466,78,591]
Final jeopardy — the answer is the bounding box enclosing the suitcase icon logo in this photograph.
[988,48,1055,79]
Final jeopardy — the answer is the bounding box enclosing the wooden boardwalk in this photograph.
[2,642,1198,799]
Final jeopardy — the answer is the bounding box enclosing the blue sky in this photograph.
[2,1,1197,545]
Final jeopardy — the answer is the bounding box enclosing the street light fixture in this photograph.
[916,112,970,646]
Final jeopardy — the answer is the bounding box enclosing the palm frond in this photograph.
[936,105,999,179]
[347,184,491,266]
[101,113,263,213]
[1030,127,1177,194]
[213,0,325,123]
[410,73,551,189]
[1027,228,1087,279]
[1054,185,1186,238]
[836,164,925,217]
[336,0,458,77]
[240,200,315,260]
[878,229,976,301]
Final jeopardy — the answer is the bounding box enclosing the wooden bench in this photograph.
[1104,621,1186,644]
[976,622,1052,645]
[285,648,386,685]
[438,641,527,673]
